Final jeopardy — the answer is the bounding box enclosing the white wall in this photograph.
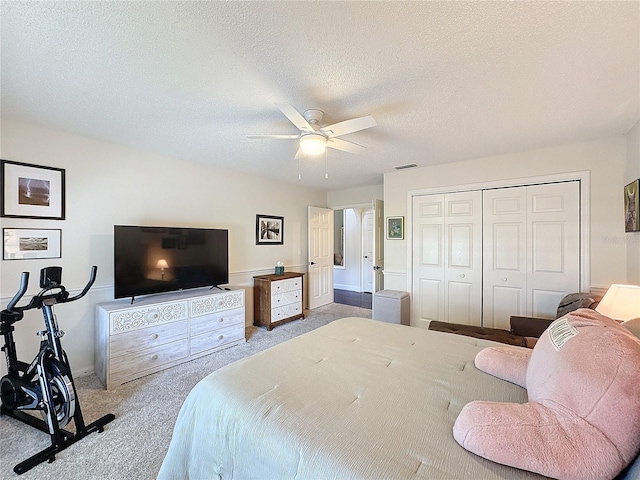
[383,136,630,293]
[0,120,326,375]
[327,184,383,208]
[626,120,640,285]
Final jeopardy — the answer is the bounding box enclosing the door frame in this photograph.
[406,171,591,324]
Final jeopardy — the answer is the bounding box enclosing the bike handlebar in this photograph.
[4,266,98,314]
[6,272,29,312]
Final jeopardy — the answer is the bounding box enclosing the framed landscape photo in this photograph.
[3,228,62,260]
[1,160,65,220]
[256,214,284,245]
[624,179,639,232]
[386,216,404,240]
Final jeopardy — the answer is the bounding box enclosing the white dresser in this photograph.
[253,272,304,330]
[96,288,245,389]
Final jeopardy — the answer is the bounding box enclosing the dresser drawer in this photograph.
[191,323,245,355]
[271,303,303,323]
[190,290,244,317]
[272,290,302,309]
[110,320,188,358]
[110,339,189,384]
[190,308,244,337]
[109,301,188,335]
[271,277,302,296]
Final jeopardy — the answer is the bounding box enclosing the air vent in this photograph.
[394,163,418,170]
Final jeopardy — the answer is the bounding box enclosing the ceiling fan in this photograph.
[248,103,377,157]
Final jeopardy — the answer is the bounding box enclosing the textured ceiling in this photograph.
[1,1,638,192]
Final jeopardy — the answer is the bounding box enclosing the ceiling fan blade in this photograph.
[320,115,376,138]
[247,134,300,139]
[275,103,315,133]
[327,137,366,154]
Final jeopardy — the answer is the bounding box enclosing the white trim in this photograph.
[405,170,591,316]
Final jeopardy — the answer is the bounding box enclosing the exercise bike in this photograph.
[0,266,115,475]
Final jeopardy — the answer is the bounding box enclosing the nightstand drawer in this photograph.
[272,290,302,308]
[271,277,302,296]
[110,320,188,358]
[191,324,245,355]
[271,303,302,323]
[110,339,189,383]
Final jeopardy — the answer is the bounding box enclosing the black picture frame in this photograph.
[256,214,284,245]
[624,179,640,232]
[1,159,66,220]
[3,228,62,260]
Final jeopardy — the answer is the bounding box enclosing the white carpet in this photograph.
[0,303,371,479]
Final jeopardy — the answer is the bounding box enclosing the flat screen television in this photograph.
[114,225,229,299]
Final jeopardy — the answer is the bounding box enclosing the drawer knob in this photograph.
[151,354,158,361]
[218,317,224,322]
[218,335,224,340]
[152,333,159,339]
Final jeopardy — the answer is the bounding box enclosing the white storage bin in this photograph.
[373,290,410,326]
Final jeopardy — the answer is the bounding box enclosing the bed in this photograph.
[158,317,557,479]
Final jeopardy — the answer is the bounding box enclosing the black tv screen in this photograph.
[114,225,229,299]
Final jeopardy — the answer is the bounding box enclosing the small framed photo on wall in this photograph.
[256,214,284,245]
[625,179,639,232]
[1,160,65,220]
[386,216,404,240]
[3,228,62,260]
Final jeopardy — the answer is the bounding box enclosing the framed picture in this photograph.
[624,179,639,232]
[3,228,62,260]
[1,159,65,220]
[256,214,284,245]
[386,216,404,240]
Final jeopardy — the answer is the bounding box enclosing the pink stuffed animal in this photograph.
[453,308,640,480]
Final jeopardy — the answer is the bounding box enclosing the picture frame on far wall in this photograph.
[256,214,284,245]
[1,159,65,220]
[624,179,640,232]
[386,216,404,240]
[3,228,62,260]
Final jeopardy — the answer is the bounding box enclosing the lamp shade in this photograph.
[299,133,327,156]
[595,284,640,321]
[156,259,169,269]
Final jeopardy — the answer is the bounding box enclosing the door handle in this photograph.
[310,261,316,265]
[364,255,368,259]
[373,265,381,270]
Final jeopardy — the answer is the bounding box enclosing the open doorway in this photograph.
[333,207,373,309]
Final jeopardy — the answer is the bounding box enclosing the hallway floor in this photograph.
[334,289,372,309]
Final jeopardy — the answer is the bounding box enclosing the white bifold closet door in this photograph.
[412,191,483,328]
[411,181,580,329]
[483,182,580,329]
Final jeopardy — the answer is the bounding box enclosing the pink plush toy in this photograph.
[453,308,640,480]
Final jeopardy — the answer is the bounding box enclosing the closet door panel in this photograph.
[444,191,482,326]
[412,195,445,328]
[526,182,580,318]
[483,187,528,328]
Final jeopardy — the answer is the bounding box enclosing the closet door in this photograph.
[412,191,482,328]
[482,187,528,329]
[412,194,445,328]
[483,182,580,329]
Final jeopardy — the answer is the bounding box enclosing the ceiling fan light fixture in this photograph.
[300,133,327,156]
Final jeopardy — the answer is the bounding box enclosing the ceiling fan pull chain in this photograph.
[325,150,328,179]
[298,154,301,180]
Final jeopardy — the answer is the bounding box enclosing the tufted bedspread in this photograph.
[157,317,548,479]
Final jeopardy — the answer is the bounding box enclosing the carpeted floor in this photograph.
[0,303,371,480]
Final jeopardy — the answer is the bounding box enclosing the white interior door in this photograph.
[362,210,374,293]
[372,199,384,292]
[308,206,334,309]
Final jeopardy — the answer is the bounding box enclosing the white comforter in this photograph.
[158,317,546,479]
